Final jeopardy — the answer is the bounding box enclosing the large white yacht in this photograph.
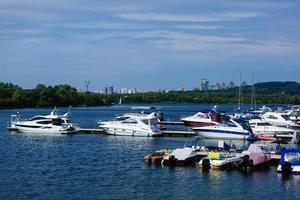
[98,113,161,137]
[11,108,76,134]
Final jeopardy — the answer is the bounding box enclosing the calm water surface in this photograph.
[0,104,299,200]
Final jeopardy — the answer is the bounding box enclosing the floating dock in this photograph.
[159,121,184,125]
[161,130,196,137]
[76,128,105,134]
[195,151,281,161]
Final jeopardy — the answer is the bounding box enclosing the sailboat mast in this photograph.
[251,73,256,110]
[238,72,241,112]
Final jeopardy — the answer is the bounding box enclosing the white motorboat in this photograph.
[97,112,161,124]
[261,111,300,129]
[192,119,255,140]
[11,108,76,134]
[198,152,242,169]
[249,119,295,137]
[277,148,300,174]
[161,147,199,166]
[98,113,161,137]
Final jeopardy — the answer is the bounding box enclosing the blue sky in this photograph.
[1,0,300,91]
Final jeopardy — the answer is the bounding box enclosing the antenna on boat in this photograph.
[251,73,256,111]
[236,72,242,113]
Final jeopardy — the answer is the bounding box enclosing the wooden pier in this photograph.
[161,130,196,137]
[159,121,184,125]
[76,128,105,134]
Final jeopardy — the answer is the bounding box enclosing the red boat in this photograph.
[181,112,222,127]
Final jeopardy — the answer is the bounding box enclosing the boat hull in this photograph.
[194,129,250,140]
[277,165,300,174]
[15,124,76,135]
[103,127,160,137]
[199,156,242,170]
[162,156,199,167]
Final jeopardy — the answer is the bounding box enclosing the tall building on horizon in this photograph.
[200,79,209,92]
[103,86,108,95]
[108,86,114,94]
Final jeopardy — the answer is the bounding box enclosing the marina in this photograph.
[2,0,300,199]
[2,104,300,200]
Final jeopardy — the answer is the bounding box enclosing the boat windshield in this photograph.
[285,152,300,164]
[195,113,209,119]
[29,116,47,121]
[281,115,290,120]
[223,121,237,127]
[122,119,138,124]
[256,122,271,126]
[241,121,252,132]
[115,116,130,121]
[52,118,62,126]
[37,120,52,125]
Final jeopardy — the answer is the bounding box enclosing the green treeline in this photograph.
[0,82,300,109]
[111,92,300,105]
[0,83,110,108]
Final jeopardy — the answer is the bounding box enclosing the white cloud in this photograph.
[225,0,297,9]
[116,12,261,22]
[127,30,300,54]
[172,25,222,30]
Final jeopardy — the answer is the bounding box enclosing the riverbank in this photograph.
[1,82,299,109]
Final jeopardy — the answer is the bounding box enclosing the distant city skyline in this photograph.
[1,0,300,91]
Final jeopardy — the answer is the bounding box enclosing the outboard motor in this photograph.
[201,158,211,171]
[241,155,251,171]
[281,162,293,174]
[168,155,177,167]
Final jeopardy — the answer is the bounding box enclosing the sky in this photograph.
[1,0,300,91]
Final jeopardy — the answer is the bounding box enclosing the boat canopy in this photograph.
[279,148,300,165]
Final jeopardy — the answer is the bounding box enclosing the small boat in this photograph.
[98,113,162,137]
[193,119,256,140]
[277,148,300,174]
[161,147,199,167]
[144,149,172,166]
[198,152,242,170]
[11,108,76,134]
[131,106,158,110]
[241,144,271,169]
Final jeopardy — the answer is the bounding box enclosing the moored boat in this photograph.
[98,113,162,137]
[144,149,172,166]
[11,108,76,135]
[241,144,271,169]
[181,112,220,127]
[161,147,200,167]
[198,152,242,170]
[193,119,256,140]
[262,111,300,129]
[277,148,300,174]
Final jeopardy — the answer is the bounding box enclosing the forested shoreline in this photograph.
[0,82,300,109]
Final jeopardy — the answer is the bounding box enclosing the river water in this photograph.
[0,104,299,200]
